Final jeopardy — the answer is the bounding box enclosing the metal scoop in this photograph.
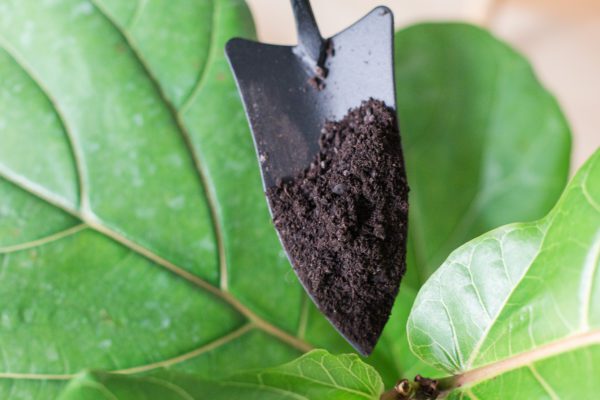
[225,0,397,355]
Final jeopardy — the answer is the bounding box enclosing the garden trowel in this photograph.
[225,0,398,355]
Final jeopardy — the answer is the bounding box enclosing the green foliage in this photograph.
[0,0,575,398]
[58,350,383,400]
[55,151,600,399]
[409,149,600,398]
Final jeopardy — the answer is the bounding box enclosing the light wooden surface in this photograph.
[246,0,600,170]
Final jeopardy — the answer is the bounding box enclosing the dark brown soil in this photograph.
[266,99,408,354]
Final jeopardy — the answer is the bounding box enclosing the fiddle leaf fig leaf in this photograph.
[58,350,383,400]
[0,0,309,398]
[408,149,600,398]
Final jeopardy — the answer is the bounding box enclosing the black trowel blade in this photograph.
[226,6,398,355]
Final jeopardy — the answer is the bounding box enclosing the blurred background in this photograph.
[246,0,600,171]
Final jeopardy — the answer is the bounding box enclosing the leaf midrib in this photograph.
[452,329,600,390]
[0,167,312,376]
[0,0,313,378]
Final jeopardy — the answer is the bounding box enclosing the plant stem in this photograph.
[380,388,400,400]
[379,375,457,400]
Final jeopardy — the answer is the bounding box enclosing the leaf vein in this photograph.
[260,371,374,399]
[136,376,195,400]
[527,364,559,400]
[0,165,312,357]
[78,381,119,400]
[0,224,86,253]
[0,324,252,380]
[0,35,87,211]
[179,0,218,114]
[127,0,148,29]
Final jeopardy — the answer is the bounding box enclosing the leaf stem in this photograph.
[384,328,600,398]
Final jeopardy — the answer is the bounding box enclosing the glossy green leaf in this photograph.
[58,350,383,400]
[0,0,307,398]
[408,149,600,398]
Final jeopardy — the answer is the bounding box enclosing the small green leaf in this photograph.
[408,149,600,398]
[58,350,384,400]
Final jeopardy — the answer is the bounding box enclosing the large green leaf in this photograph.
[0,1,571,397]
[57,350,383,400]
[0,0,309,398]
[408,149,600,398]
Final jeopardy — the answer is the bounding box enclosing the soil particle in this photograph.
[307,39,333,91]
[315,65,328,79]
[326,38,335,57]
[266,99,409,354]
[307,76,325,91]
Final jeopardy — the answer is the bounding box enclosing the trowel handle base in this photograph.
[291,0,325,69]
